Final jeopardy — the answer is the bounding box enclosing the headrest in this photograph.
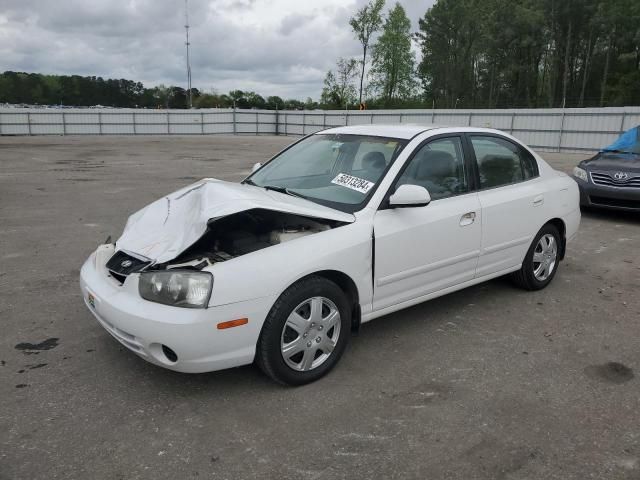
[480,155,514,171]
[416,150,455,179]
[361,151,386,170]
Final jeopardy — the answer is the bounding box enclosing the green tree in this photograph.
[369,3,416,104]
[228,89,246,107]
[304,97,319,109]
[195,90,232,108]
[266,96,285,109]
[226,90,267,108]
[349,0,385,105]
[416,0,484,107]
[0,71,312,109]
[167,87,187,108]
[415,0,640,108]
[284,99,305,110]
[152,84,171,108]
[321,57,359,108]
[244,92,266,108]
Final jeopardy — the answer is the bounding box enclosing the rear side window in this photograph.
[470,136,538,189]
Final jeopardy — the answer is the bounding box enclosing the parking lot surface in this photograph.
[1,135,639,480]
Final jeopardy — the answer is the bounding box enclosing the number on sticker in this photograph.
[331,173,375,194]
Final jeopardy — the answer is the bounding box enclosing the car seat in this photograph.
[479,155,523,187]
[414,150,457,197]
[360,151,386,181]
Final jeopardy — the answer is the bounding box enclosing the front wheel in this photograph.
[256,276,351,385]
[511,224,561,290]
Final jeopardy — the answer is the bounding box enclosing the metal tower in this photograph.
[185,0,192,108]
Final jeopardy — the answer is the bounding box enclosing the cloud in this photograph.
[0,0,435,99]
[279,12,315,36]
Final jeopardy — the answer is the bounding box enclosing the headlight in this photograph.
[139,271,213,308]
[573,166,588,182]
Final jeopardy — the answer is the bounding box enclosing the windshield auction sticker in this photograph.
[331,173,375,194]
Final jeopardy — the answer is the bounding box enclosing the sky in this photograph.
[0,0,435,99]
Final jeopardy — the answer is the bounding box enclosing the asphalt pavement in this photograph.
[1,135,639,480]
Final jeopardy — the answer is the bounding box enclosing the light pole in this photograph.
[184,0,193,109]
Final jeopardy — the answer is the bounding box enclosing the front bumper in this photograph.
[79,249,276,373]
[573,176,640,212]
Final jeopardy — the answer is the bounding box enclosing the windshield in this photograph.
[245,134,407,212]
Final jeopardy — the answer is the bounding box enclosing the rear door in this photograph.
[465,134,548,277]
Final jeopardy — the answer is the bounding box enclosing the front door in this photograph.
[372,136,482,312]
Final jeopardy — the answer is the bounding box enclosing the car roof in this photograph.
[318,124,507,140]
[318,124,442,140]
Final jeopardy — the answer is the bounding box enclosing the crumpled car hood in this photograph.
[116,178,355,263]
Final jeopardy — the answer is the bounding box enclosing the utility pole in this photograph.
[184,0,193,109]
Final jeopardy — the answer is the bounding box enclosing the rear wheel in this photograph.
[511,224,561,290]
[256,276,350,385]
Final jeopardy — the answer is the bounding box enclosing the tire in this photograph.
[256,275,351,385]
[511,223,562,291]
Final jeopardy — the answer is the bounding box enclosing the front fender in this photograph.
[208,219,373,311]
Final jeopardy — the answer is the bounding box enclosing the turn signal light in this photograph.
[217,318,249,330]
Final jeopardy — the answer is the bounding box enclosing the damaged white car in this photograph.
[80,125,580,385]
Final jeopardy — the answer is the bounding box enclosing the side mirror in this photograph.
[251,162,262,173]
[388,184,431,208]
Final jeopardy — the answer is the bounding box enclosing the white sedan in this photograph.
[80,125,580,385]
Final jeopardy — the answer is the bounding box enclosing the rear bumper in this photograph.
[561,206,581,259]
[79,249,276,373]
[574,176,640,211]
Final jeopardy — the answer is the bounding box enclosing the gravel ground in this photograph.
[1,135,639,480]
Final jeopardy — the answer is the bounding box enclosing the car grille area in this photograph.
[105,250,151,284]
[590,171,640,188]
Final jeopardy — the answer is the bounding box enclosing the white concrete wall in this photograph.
[2,106,639,152]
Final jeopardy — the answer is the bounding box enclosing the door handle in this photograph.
[460,211,476,227]
[533,195,544,206]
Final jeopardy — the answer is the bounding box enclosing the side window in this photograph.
[470,136,538,189]
[396,137,468,200]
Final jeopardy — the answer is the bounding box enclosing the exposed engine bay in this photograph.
[151,208,345,271]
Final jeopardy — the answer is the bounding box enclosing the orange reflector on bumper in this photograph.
[217,318,249,330]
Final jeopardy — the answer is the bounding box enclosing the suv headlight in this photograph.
[139,271,213,308]
[573,166,588,182]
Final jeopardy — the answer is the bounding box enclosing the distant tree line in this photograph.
[0,71,316,110]
[196,90,319,110]
[322,0,640,109]
[2,0,639,110]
